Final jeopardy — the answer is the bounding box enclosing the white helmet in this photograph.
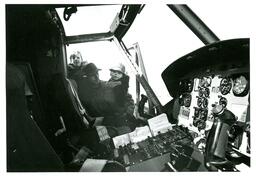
[110,63,126,75]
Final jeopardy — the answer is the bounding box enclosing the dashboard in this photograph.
[162,38,249,154]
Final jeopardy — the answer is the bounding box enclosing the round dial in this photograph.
[197,120,206,130]
[187,79,194,93]
[194,107,200,117]
[199,87,210,97]
[199,77,212,87]
[197,97,202,107]
[219,77,232,95]
[193,119,200,127]
[232,75,249,96]
[219,96,227,108]
[199,109,208,121]
[198,87,204,97]
[179,93,192,107]
[202,98,208,108]
[204,87,210,97]
[179,79,194,93]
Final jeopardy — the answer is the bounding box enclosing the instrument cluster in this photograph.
[177,74,249,149]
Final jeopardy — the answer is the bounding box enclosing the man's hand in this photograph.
[54,128,66,136]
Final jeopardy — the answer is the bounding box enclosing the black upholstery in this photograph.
[6,63,64,171]
[12,62,46,131]
[49,73,109,157]
[49,73,90,136]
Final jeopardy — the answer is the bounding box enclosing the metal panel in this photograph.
[168,5,220,45]
[65,32,113,44]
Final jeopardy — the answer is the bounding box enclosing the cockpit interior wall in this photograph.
[6,5,65,135]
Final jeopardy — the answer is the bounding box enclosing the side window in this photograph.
[66,41,136,97]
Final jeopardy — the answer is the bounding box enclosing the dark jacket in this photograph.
[67,62,87,81]
[77,77,134,127]
[107,75,129,106]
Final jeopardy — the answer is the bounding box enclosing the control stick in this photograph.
[205,104,237,171]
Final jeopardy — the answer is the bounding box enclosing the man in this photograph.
[67,51,88,81]
[77,63,135,135]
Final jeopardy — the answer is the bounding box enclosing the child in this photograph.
[108,63,146,130]
[108,63,129,106]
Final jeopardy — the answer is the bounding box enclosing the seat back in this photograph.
[12,62,46,130]
[49,73,89,135]
[6,63,64,171]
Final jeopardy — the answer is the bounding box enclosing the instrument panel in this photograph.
[111,125,194,168]
[177,74,249,152]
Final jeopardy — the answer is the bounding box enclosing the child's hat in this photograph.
[110,63,126,75]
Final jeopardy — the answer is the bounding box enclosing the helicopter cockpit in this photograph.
[6,4,250,172]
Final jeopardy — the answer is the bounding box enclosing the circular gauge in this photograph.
[205,77,212,87]
[187,79,194,93]
[194,107,200,117]
[179,93,192,107]
[197,97,202,107]
[202,109,208,117]
[203,87,210,97]
[202,98,208,108]
[198,120,206,131]
[179,79,194,93]
[232,75,249,96]
[199,109,208,120]
[199,78,204,87]
[219,77,232,95]
[199,77,212,87]
[199,87,210,97]
[219,96,227,108]
[193,119,199,127]
[198,87,204,97]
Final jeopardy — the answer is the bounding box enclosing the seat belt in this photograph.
[66,78,90,127]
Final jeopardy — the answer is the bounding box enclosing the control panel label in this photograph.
[179,106,190,120]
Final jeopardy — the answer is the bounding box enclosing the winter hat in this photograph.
[110,63,126,75]
[82,63,101,76]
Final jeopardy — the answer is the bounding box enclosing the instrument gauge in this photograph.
[198,87,204,97]
[232,75,249,96]
[193,119,199,127]
[219,77,232,95]
[202,98,208,108]
[194,107,200,117]
[199,87,210,97]
[197,97,202,107]
[200,109,208,120]
[219,96,227,108]
[179,79,194,93]
[204,87,210,97]
[199,77,212,87]
[197,120,206,131]
[179,93,192,107]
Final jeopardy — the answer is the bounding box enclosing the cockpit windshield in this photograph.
[56,5,122,36]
